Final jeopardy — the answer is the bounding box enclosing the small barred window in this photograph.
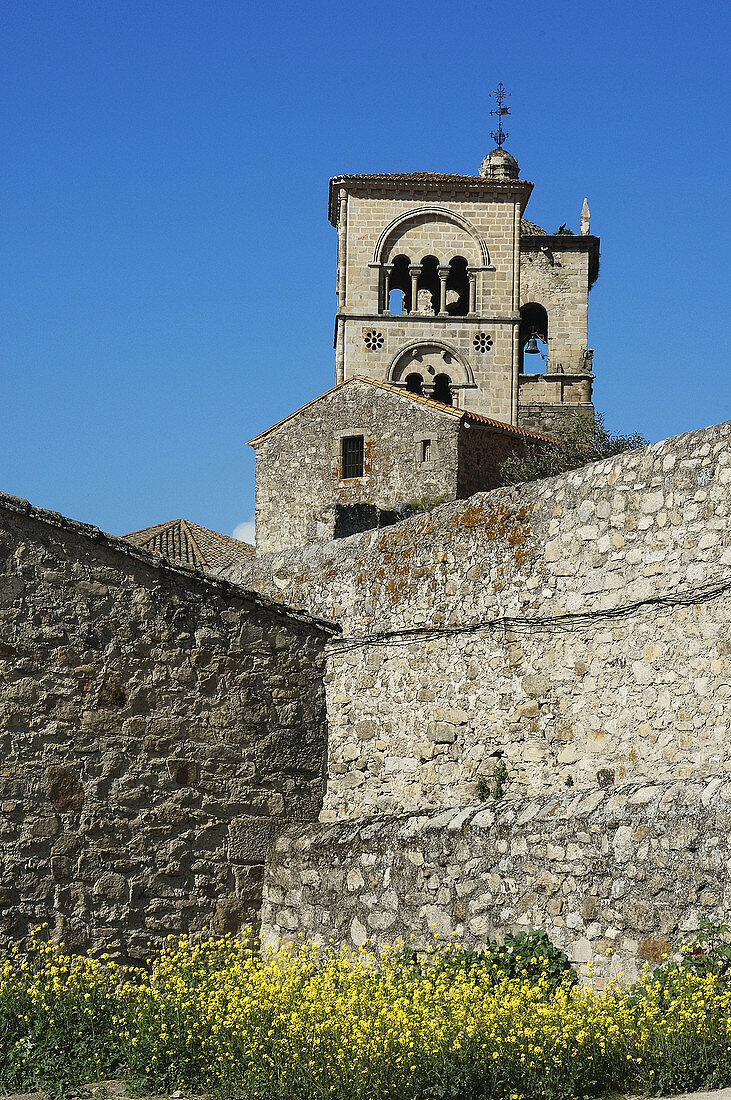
[341,435,364,479]
[473,332,493,353]
[363,329,384,351]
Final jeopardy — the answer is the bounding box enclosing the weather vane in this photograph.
[490,82,511,148]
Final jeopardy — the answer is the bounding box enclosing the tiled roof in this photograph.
[123,519,254,571]
[521,218,547,235]
[335,172,498,183]
[247,376,554,446]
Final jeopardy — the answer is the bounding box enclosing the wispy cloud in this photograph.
[232,517,255,545]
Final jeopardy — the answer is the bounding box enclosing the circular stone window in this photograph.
[363,329,384,351]
[473,332,493,353]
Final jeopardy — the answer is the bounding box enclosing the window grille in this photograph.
[421,439,432,462]
[341,435,364,478]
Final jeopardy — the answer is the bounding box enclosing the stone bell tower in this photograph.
[328,123,599,433]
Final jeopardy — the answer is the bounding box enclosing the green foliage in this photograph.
[0,931,124,1091]
[488,930,579,991]
[491,758,508,799]
[500,411,647,486]
[647,919,731,989]
[429,930,577,995]
[677,919,731,980]
[476,759,507,801]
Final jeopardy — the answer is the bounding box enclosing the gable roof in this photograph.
[247,376,554,446]
[123,518,254,571]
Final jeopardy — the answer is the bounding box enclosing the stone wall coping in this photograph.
[0,489,339,635]
[272,777,731,853]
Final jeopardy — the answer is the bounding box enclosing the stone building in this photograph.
[248,375,551,554]
[330,145,599,434]
[8,130,726,987]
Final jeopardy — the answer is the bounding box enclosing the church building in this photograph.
[249,130,599,553]
[330,141,599,434]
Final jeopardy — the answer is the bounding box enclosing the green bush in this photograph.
[501,411,647,485]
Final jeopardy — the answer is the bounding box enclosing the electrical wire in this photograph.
[331,575,731,652]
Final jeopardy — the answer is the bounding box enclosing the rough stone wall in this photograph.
[457,426,536,497]
[261,777,731,986]
[224,419,731,819]
[253,381,462,554]
[0,492,335,959]
[518,400,594,437]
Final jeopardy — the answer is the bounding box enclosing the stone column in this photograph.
[438,267,449,315]
[468,270,477,314]
[408,265,421,314]
[382,264,393,314]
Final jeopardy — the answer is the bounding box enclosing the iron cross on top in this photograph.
[490,82,511,148]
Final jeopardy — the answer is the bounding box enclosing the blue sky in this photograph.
[1,0,729,540]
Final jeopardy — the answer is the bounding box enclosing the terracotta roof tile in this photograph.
[521,218,547,235]
[123,519,254,571]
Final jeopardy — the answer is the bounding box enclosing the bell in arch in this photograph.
[524,336,541,355]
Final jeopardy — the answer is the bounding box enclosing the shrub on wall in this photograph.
[502,412,647,485]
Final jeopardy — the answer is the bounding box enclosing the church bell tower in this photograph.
[328,92,599,433]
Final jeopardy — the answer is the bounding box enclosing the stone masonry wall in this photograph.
[519,247,590,375]
[0,492,335,959]
[224,418,731,819]
[457,424,536,497]
[253,380,462,554]
[518,400,594,437]
[262,777,731,987]
[338,191,521,421]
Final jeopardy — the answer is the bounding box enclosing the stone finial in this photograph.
[580,197,590,236]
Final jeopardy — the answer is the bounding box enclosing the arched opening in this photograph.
[389,341,474,388]
[389,255,412,314]
[432,373,453,406]
[374,207,490,267]
[519,303,549,372]
[389,288,405,315]
[416,255,440,314]
[405,372,424,395]
[446,256,469,316]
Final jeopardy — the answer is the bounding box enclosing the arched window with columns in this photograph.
[387,255,411,314]
[405,372,424,395]
[375,208,488,316]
